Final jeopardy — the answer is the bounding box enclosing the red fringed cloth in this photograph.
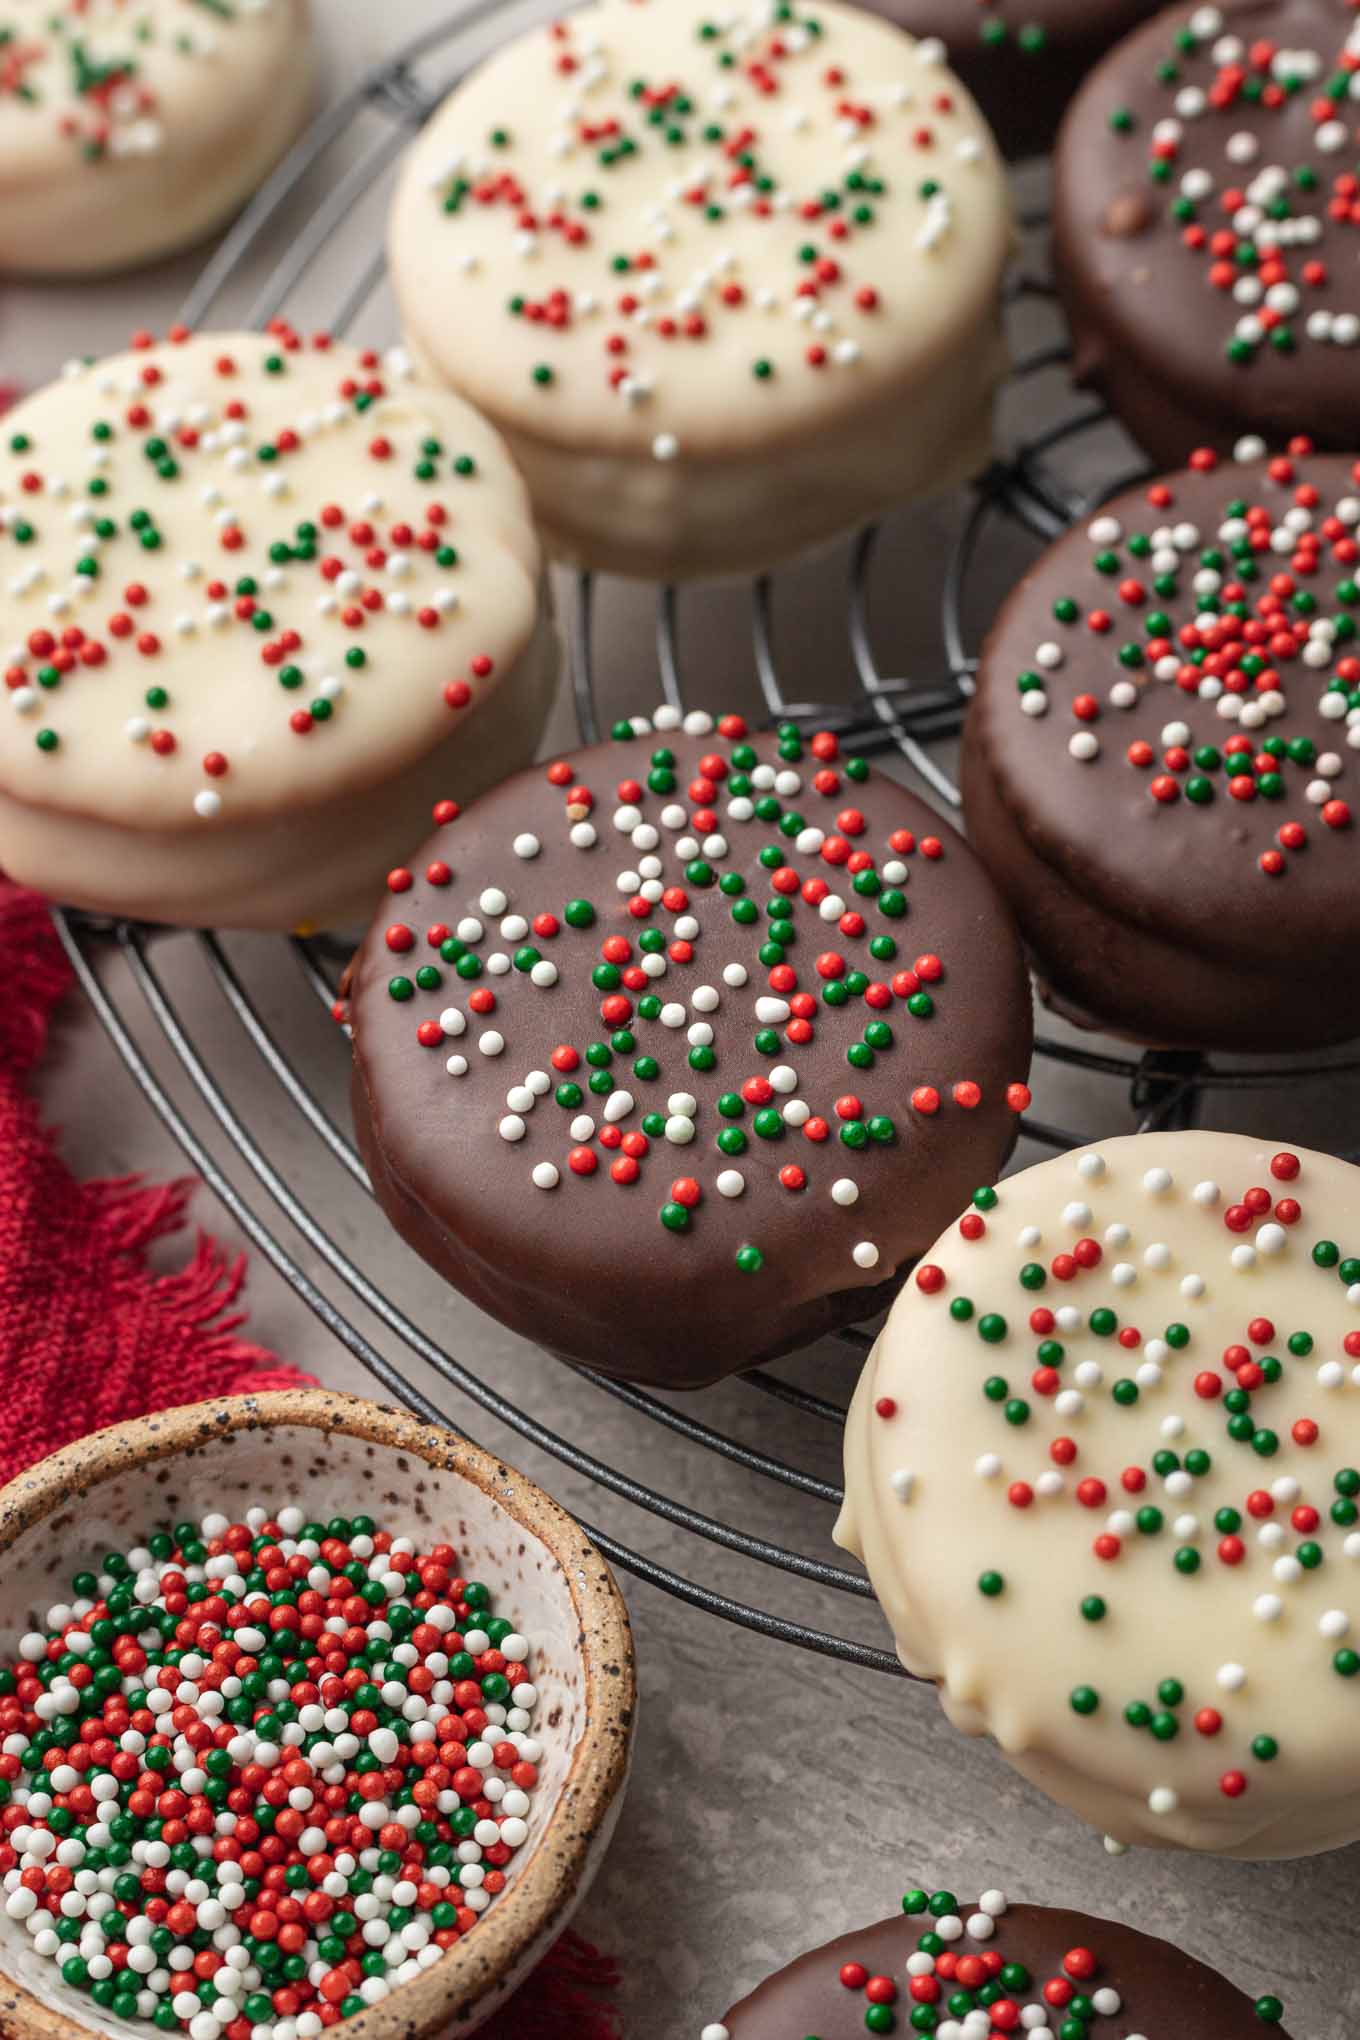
[0,879,621,2039]
[0,881,303,1472]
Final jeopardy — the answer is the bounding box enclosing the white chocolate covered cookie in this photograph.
[0,0,314,276]
[838,1132,1360,1858]
[387,0,1011,580]
[0,329,557,930]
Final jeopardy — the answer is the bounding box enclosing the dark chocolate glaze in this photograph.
[1054,0,1360,468]
[961,451,1360,1051]
[718,1900,1293,2038]
[859,0,1158,157]
[350,718,1032,1388]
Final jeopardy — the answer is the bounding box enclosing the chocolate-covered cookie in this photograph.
[961,443,1360,1050]
[0,330,556,932]
[388,0,1014,581]
[1054,0,1360,466]
[707,1884,1292,2037]
[857,0,1158,158]
[349,707,1033,1388]
[840,1134,1360,1857]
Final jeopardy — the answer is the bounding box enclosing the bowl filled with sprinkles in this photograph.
[0,1390,635,2040]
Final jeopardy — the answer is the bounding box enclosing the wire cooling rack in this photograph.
[53,3,1360,1677]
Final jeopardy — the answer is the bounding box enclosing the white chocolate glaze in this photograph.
[388,0,1011,580]
[0,0,313,275]
[0,330,556,930]
[838,1131,1360,1857]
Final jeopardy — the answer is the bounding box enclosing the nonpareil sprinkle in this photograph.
[0,1506,542,2040]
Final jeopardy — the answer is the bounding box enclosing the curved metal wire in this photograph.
[53,0,1360,1675]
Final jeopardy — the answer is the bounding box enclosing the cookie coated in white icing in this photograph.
[388,0,1011,580]
[0,329,557,931]
[838,1132,1360,1857]
[0,0,314,276]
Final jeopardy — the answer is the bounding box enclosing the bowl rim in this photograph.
[0,1388,636,2040]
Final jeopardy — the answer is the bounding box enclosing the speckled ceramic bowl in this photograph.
[0,1390,636,2040]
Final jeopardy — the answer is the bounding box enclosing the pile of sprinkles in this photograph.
[1006,442,1356,876]
[0,327,514,828]
[0,1506,543,2039]
[1100,1,1360,366]
[0,0,281,165]
[413,0,996,464]
[701,1884,1289,2036]
[359,704,1031,1288]
[854,1136,1360,1837]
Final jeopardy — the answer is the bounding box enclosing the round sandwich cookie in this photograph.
[961,442,1360,1052]
[0,0,313,276]
[1053,0,1360,468]
[0,327,557,932]
[705,1882,1293,2036]
[387,0,1013,581]
[839,1132,1360,1858]
[347,707,1034,1389]
[856,0,1159,159]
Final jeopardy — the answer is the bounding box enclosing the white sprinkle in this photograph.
[852,1242,880,1270]
[478,1031,505,1057]
[1077,1153,1106,1180]
[1148,1786,1179,1815]
[831,1179,859,1207]
[1143,1167,1172,1193]
[975,1453,1002,1479]
[716,1171,745,1198]
[532,1163,559,1191]
[498,1116,526,1144]
[889,1469,915,1502]
[512,833,540,859]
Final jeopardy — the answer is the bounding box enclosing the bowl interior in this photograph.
[0,1418,594,2039]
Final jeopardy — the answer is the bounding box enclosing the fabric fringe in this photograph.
[481,1931,622,2040]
